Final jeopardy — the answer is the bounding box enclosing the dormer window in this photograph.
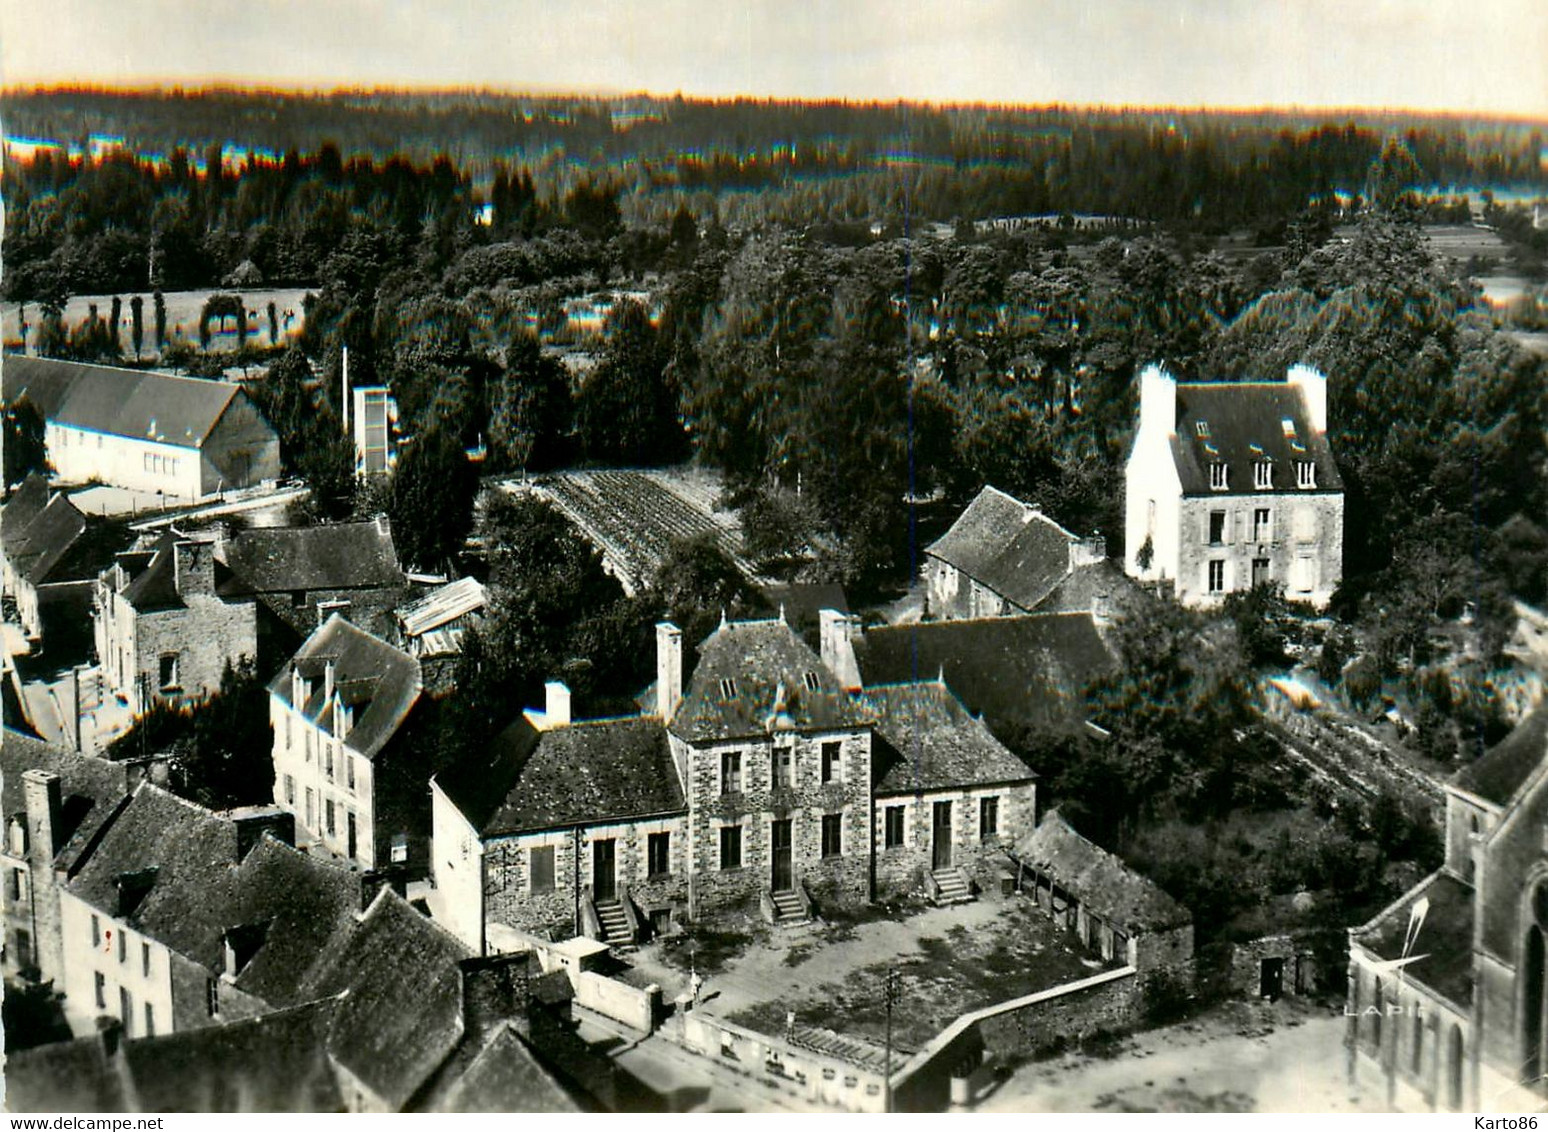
[1208,463,1229,491]
[719,678,738,700]
[1296,461,1317,489]
[1194,420,1210,438]
[1281,418,1296,439]
[802,671,821,693]
[1254,461,1273,490]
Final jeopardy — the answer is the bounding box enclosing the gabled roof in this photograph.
[925,486,1082,611]
[6,492,86,585]
[222,519,404,594]
[1451,699,1548,809]
[1171,381,1343,497]
[1,728,131,870]
[300,888,472,1112]
[672,617,871,743]
[268,615,422,761]
[112,531,244,612]
[853,613,1114,737]
[867,681,1036,795]
[1351,871,1475,1009]
[439,714,684,838]
[433,1023,583,1114]
[1034,557,1147,618]
[1014,811,1191,933]
[397,576,487,639]
[3,472,51,544]
[2,356,251,450]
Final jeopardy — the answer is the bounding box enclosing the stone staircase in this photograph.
[931,867,974,906]
[769,888,809,926]
[594,898,634,946]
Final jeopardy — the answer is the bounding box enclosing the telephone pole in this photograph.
[883,967,902,1113]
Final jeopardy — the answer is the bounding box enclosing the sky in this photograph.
[1,0,1545,117]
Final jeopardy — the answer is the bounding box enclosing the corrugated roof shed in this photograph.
[1451,699,1548,808]
[1171,381,1343,496]
[672,617,871,743]
[3,356,248,449]
[1014,811,1191,933]
[397,576,487,639]
[867,681,1036,795]
[925,486,1082,611]
[268,615,422,761]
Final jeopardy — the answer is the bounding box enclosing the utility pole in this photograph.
[883,967,902,1113]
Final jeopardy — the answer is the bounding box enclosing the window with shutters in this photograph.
[821,742,842,784]
[721,750,742,794]
[1296,461,1317,488]
[1253,508,1272,542]
[1254,461,1273,490]
[1208,510,1227,545]
[1209,463,1229,490]
[1208,560,1226,594]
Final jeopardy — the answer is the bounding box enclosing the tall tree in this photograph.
[387,425,479,571]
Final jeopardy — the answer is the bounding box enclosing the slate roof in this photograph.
[672,617,872,743]
[867,681,1036,795]
[1171,380,1343,497]
[268,615,422,761]
[397,576,487,638]
[3,472,51,545]
[1352,872,1476,1009]
[61,785,360,1005]
[753,582,850,642]
[925,486,1082,611]
[434,1023,583,1114]
[1014,811,1192,933]
[112,531,244,612]
[5,491,125,588]
[1034,557,1147,618]
[1451,700,1548,808]
[222,519,404,593]
[853,614,1114,738]
[2,356,250,449]
[1,728,131,870]
[300,888,473,1112]
[439,714,685,838]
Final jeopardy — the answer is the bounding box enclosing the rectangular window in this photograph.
[325,745,334,781]
[144,1002,155,1038]
[884,805,905,849]
[802,671,821,693]
[719,825,742,870]
[1207,560,1226,594]
[1291,555,1317,594]
[305,730,312,762]
[980,796,1000,841]
[1254,508,1272,542]
[771,747,792,789]
[391,833,409,864]
[821,814,843,858]
[94,971,106,1009]
[1208,510,1227,545]
[143,452,153,472]
[142,942,151,978]
[118,928,127,964]
[346,757,356,793]
[821,742,842,784]
[1254,461,1273,490]
[119,986,132,1028]
[530,845,555,893]
[1293,507,1317,542]
[91,914,101,949]
[325,799,336,836]
[1209,463,1228,490]
[647,832,670,879]
[158,653,178,690]
[719,678,738,700]
[9,868,25,902]
[1297,461,1317,489]
[284,715,292,750]
[305,788,315,830]
[721,750,742,795]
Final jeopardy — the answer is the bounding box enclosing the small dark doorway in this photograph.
[1252,558,1271,587]
[593,838,616,901]
[346,812,357,861]
[1260,956,1284,1000]
[932,801,953,870]
[771,819,793,891]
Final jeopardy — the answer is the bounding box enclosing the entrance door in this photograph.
[1252,558,1271,587]
[771,819,793,891]
[1260,956,1284,1000]
[592,838,616,902]
[932,801,953,869]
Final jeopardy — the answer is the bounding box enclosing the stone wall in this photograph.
[873,782,1035,900]
[1175,491,1344,609]
[135,596,258,710]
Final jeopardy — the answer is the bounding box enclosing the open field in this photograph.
[1,288,312,357]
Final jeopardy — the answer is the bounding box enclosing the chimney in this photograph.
[655,622,683,722]
[323,659,336,705]
[225,806,295,860]
[1287,364,1328,433]
[544,681,571,728]
[292,666,308,709]
[1137,363,1177,437]
[172,539,214,598]
[65,665,84,753]
[360,864,407,910]
[818,609,862,691]
[1069,533,1107,570]
[22,769,63,863]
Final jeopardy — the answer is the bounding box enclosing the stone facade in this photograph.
[1174,490,1345,608]
[873,782,1035,899]
[678,729,873,916]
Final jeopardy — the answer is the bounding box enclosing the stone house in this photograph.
[2,475,124,641]
[268,614,425,873]
[2,356,280,502]
[1010,811,1194,974]
[865,680,1037,903]
[1346,699,1548,1111]
[1,729,131,985]
[93,530,258,716]
[54,783,360,1039]
[924,485,1122,620]
[1124,363,1344,608]
[431,684,687,952]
